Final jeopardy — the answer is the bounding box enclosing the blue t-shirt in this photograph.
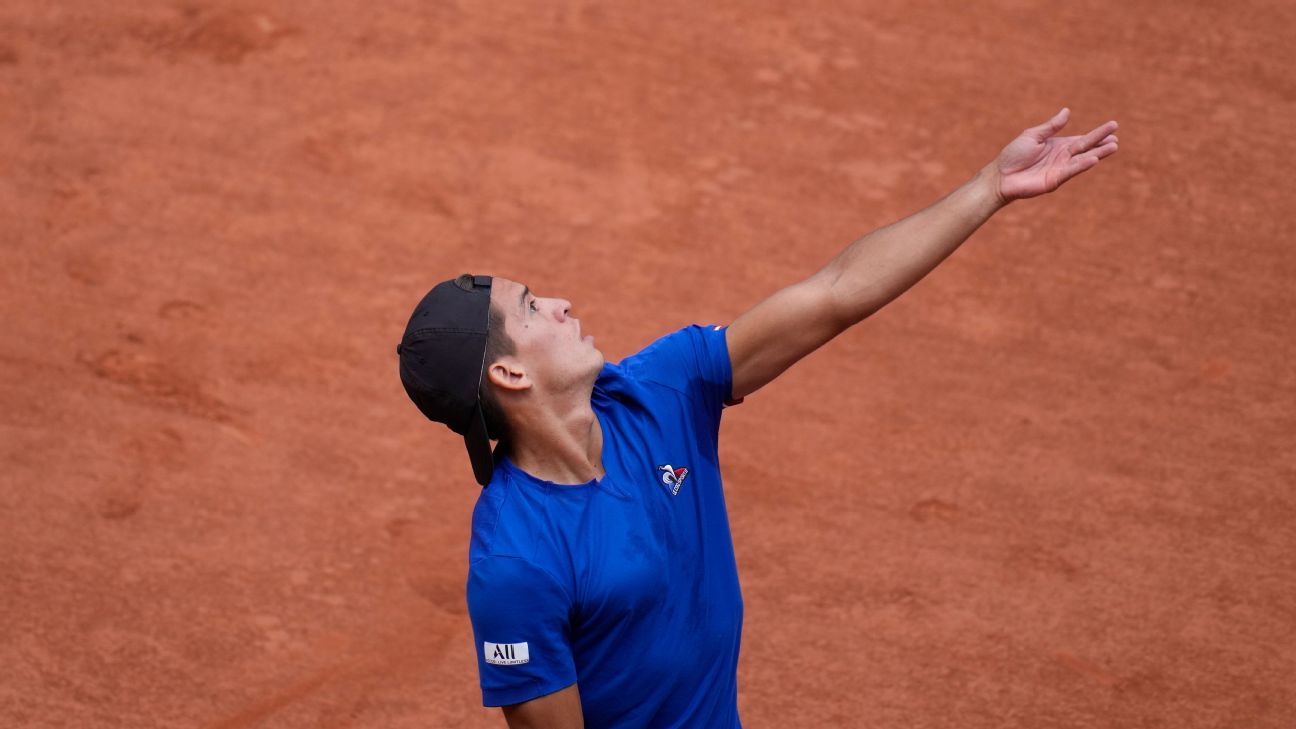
[466,324,745,728]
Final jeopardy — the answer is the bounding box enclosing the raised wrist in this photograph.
[971,166,1009,214]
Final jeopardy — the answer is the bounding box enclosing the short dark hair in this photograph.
[478,300,514,442]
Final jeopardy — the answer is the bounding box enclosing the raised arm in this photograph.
[727,108,1118,402]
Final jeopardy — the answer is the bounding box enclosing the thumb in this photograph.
[1026,107,1069,141]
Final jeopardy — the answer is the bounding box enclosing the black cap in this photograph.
[396,274,497,486]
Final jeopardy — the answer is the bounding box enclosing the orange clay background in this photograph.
[2,1,1294,727]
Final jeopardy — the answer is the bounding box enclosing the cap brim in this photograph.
[464,401,495,487]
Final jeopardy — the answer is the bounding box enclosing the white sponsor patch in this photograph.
[484,641,530,666]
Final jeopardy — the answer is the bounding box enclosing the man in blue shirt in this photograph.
[396,109,1117,727]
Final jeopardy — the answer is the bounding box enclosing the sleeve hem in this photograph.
[716,324,741,407]
[482,676,579,708]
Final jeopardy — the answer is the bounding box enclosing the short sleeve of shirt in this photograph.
[622,324,741,431]
[466,555,577,707]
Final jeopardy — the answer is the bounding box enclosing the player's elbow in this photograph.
[825,276,884,327]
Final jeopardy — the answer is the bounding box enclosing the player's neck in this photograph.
[507,392,605,486]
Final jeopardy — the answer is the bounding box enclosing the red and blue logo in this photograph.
[657,464,689,496]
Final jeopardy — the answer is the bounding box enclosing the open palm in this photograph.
[992,108,1119,203]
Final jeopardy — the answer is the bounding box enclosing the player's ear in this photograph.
[486,357,531,393]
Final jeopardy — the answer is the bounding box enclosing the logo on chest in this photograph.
[656,464,690,496]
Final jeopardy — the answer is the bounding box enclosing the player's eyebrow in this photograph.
[518,285,531,314]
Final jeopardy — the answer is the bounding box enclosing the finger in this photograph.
[1070,121,1119,155]
[1062,143,1117,181]
[1060,154,1101,184]
[1027,107,1070,142]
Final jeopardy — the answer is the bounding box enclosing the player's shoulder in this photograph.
[469,466,536,560]
[468,461,578,573]
[467,534,574,608]
[620,324,721,364]
[619,323,721,373]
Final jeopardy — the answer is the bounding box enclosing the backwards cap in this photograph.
[396,274,497,486]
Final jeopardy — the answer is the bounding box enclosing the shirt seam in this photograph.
[468,553,576,606]
[478,471,514,550]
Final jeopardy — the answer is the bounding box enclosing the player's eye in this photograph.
[529,299,538,313]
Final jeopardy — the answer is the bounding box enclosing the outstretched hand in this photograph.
[987,108,1118,204]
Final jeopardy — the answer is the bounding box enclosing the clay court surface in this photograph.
[2,1,1294,726]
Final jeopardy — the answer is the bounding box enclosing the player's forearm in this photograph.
[821,164,1004,323]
